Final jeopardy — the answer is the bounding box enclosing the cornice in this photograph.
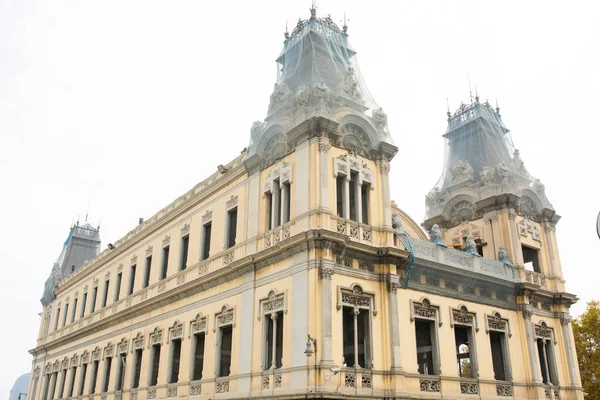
[54,153,248,296]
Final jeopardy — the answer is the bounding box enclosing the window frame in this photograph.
[484,311,513,382]
[337,284,376,369]
[410,298,442,376]
[258,290,287,370]
[213,305,235,378]
[188,313,208,382]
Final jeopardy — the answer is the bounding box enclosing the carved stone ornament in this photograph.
[261,291,285,317]
[190,384,201,396]
[117,264,123,273]
[452,306,475,327]
[388,275,400,294]
[216,380,230,393]
[181,223,190,236]
[169,321,183,342]
[535,322,553,340]
[147,389,156,399]
[522,309,533,320]
[223,252,234,266]
[148,327,162,348]
[92,347,101,361]
[162,235,171,247]
[450,160,474,183]
[498,245,512,265]
[262,160,293,194]
[497,384,513,397]
[117,338,128,354]
[268,83,293,114]
[420,379,440,392]
[338,285,374,314]
[372,107,388,131]
[319,266,334,280]
[167,387,177,398]
[189,314,208,337]
[104,342,114,359]
[334,152,373,186]
[225,195,239,209]
[337,67,362,101]
[132,333,144,351]
[145,246,153,256]
[214,306,235,331]
[464,233,480,256]
[461,382,479,395]
[131,255,138,265]
[202,210,212,224]
[318,138,331,152]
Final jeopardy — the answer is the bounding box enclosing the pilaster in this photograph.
[387,274,403,372]
[318,138,331,210]
[319,260,335,366]
[245,171,260,254]
[560,314,581,388]
[236,270,255,393]
[295,140,310,231]
[521,308,543,383]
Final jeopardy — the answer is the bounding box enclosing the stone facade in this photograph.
[28,7,583,400]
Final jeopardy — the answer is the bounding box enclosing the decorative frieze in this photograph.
[445,250,472,267]
[261,291,286,315]
[486,312,511,336]
[117,338,128,354]
[338,285,376,315]
[450,306,477,330]
[481,260,505,276]
[223,252,234,265]
[411,298,440,323]
[412,241,436,258]
[198,265,208,276]
[535,322,553,340]
[358,261,374,272]
[104,342,114,359]
[132,333,144,351]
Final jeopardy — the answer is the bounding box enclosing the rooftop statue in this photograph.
[392,213,405,236]
[498,245,512,265]
[429,224,447,247]
[464,233,480,256]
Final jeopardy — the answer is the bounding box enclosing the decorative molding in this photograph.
[117,337,128,354]
[214,305,235,331]
[168,320,184,343]
[103,342,114,359]
[181,223,190,236]
[225,195,239,209]
[223,252,234,266]
[216,381,229,393]
[461,382,479,395]
[274,373,282,388]
[131,332,144,352]
[333,153,374,187]
[388,275,400,294]
[189,313,208,338]
[148,326,163,348]
[420,379,440,392]
[497,384,513,397]
[190,384,201,396]
[258,290,287,320]
[262,160,293,194]
[145,246,153,256]
[167,387,177,398]
[411,298,442,326]
[337,284,377,316]
[117,264,123,273]
[131,255,137,265]
[319,266,334,280]
[318,138,331,152]
[202,210,213,224]
[147,389,156,399]
[449,305,479,331]
[485,312,512,337]
[162,235,171,247]
[345,373,356,388]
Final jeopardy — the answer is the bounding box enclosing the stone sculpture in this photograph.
[498,245,512,265]
[464,233,480,256]
[392,213,405,236]
[450,160,474,183]
[480,166,495,186]
[429,224,447,247]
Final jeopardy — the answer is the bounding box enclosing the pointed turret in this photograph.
[245,7,396,171]
[41,221,101,306]
[424,98,556,230]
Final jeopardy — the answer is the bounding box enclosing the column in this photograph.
[541,339,550,383]
[353,308,360,367]
[271,180,280,229]
[236,270,255,393]
[560,315,581,387]
[355,180,363,223]
[543,223,559,277]
[379,159,391,226]
[343,177,350,220]
[522,309,543,383]
[318,138,331,210]
[245,171,260,254]
[319,262,335,366]
[271,313,278,369]
[280,184,288,224]
[388,276,403,372]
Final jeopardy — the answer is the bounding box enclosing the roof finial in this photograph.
[310,0,317,19]
[446,98,451,118]
[475,85,479,103]
[85,198,90,223]
[467,70,473,103]
[284,20,289,39]
[343,12,348,33]
[495,97,500,114]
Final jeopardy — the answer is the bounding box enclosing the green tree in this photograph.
[573,300,600,400]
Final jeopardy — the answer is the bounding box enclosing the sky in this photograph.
[1,0,599,396]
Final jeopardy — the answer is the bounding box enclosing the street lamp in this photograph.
[304,334,317,357]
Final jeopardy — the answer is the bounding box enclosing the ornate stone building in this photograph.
[28,7,583,400]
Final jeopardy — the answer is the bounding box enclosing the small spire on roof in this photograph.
[310,0,317,19]
[343,12,348,33]
[284,20,289,39]
[495,97,500,114]
[446,98,451,118]
[475,85,479,103]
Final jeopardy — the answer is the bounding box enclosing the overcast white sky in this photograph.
[1,0,599,396]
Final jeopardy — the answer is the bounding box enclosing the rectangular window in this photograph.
[282,183,291,224]
[201,223,212,260]
[179,236,189,270]
[62,303,69,327]
[114,272,122,302]
[131,349,142,389]
[272,179,281,228]
[361,183,370,224]
[143,256,152,288]
[91,286,98,313]
[80,293,87,319]
[149,344,161,386]
[342,306,370,367]
[455,326,474,378]
[266,192,273,230]
[41,374,50,400]
[191,333,206,381]
[71,298,78,323]
[264,311,284,370]
[537,339,557,384]
[128,264,136,295]
[101,280,109,308]
[226,208,238,249]
[89,360,99,394]
[101,357,112,392]
[336,176,345,218]
[67,366,76,397]
[161,246,170,280]
[48,373,57,400]
[490,331,508,381]
[415,319,438,375]
[78,364,87,396]
[218,325,233,377]
[349,172,358,221]
[523,245,541,272]
[54,308,61,331]
[169,339,182,383]
[115,354,126,391]
[57,369,67,399]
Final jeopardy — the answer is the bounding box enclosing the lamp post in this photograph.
[592,372,599,400]
[304,334,317,392]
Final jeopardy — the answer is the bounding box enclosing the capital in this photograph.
[319,266,334,280]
